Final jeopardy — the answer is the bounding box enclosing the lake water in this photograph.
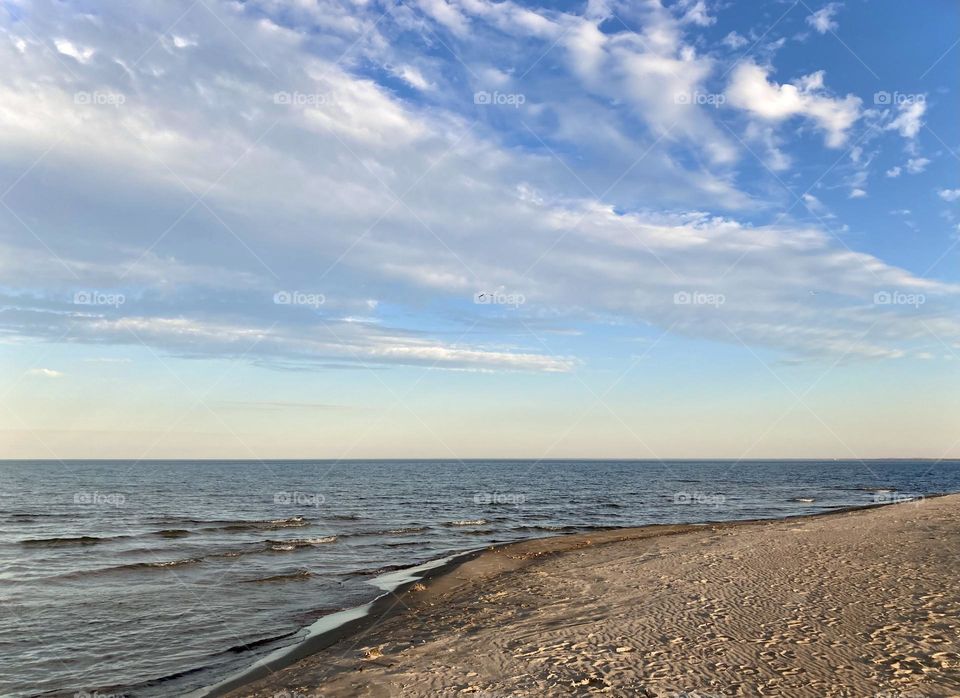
[2,459,957,696]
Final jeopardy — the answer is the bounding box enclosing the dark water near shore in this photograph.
[2,459,958,697]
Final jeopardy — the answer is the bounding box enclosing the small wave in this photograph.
[268,516,312,527]
[146,558,204,568]
[835,487,897,494]
[792,497,816,503]
[346,563,410,576]
[386,526,427,534]
[21,535,109,547]
[153,529,191,538]
[443,519,488,527]
[347,526,429,537]
[217,630,300,655]
[218,516,311,532]
[268,536,337,551]
[513,524,572,533]
[148,515,312,531]
[513,524,613,534]
[57,535,338,578]
[324,514,363,521]
[70,557,206,576]
[240,570,313,583]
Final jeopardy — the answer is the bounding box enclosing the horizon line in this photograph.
[2,457,958,463]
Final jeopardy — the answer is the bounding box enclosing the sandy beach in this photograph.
[223,496,960,697]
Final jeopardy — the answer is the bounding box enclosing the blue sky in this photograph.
[1,0,958,458]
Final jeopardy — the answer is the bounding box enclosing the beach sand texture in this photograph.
[228,495,960,697]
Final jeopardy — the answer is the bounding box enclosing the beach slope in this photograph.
[227,495,960,697]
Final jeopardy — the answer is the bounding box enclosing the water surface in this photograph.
[2,459,956,696]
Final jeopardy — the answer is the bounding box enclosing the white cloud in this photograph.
[563,18,607,81]
[722,31,748,49]
[474,65,513,88]
[906,157,930,174]
[843,166,869,199]
[885,166,901,178]
[744,122,791,171]
[74,316,576,373]
[417,0,470,35]
[725,62,861,147]
[939,189,960,202]
[0,0,955,372]
[530,1,740,166]
[806,3,841,34]
[457,0,558,37]
[886,99,926,139]
[54,38,94,63]
[171,35,197,49]
[389,64,434,91]
[679,0,714,26]
[26,368,63,378]
[802,192,827,213]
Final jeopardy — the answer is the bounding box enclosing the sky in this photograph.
[0,0,958,460]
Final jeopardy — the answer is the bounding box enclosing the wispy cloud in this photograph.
[25,368,63,378]
[0,0,955,376]
[806,3,842,34]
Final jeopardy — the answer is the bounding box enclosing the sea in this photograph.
[2,458,957,697]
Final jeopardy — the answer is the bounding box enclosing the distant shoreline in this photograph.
[212,494,956,697]
[5,457,959,463]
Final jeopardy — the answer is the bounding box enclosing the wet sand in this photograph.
[224,495,960,697]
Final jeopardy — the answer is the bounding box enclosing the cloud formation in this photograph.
[0,0,955,376]
[806,4,841,34]
[887,99,927,139]
[725,62,861,147]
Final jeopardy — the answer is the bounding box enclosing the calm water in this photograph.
[2,459,957,697]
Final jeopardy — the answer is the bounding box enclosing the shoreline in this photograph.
[207,495,949,697]
[192,549,487,697]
